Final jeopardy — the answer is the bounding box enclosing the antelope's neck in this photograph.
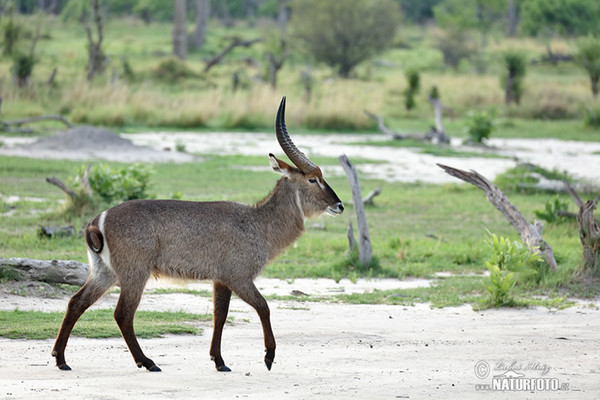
[255,178,305,260]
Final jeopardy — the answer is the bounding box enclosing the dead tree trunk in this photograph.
[0,258,89,286]
[339,154,372,267]
[564,181,600,275]
[438,164,558,271]
[203,38,261,73]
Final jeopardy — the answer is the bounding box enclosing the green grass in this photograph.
[1,16,600,132]
[0,150,597,308]
[0,309,210,340]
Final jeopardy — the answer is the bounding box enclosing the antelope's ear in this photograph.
[269,153,295,176]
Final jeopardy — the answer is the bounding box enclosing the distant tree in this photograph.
[500,50,527,105]
[506,0,519,37]
[172,0,186,60]
[575,37,600,99]
[85,0,106,81]
[290,0,400,78]
[433,0,505,71]
[2,4,21,56]
[190,0,209,50]
[264,27,287,89]
[521,0,600,37]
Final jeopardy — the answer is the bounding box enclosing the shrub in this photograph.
[12,53,35,87]
[77,163,155,204]
[482,232,542,307]
[2,16,20,56]
[404,69,420,110]
[463,109,495,143]
[500,50,526,105]
[152,57,197,83]
[575,36,600,99]
[534,196,571,224]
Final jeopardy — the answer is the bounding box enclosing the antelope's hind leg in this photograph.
[52,258,116,370]
[114,278,161,371]
[210,281,232,372]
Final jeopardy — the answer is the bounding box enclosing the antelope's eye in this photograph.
[308,178,317,184]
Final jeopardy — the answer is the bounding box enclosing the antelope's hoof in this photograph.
[137,361,161,372]
[264,357,273,371]
[216,365,231,372]
[57,363,72,371]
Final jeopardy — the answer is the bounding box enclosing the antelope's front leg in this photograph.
[232,282,276,370]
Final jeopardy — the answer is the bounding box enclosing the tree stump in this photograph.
[564,181,600,275]
[339,154,372,267]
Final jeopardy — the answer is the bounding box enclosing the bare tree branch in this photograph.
[437,163,558,270]
[46,177,77,200]
[203,38,261,73]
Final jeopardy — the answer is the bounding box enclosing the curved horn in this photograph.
[275,96,317,174]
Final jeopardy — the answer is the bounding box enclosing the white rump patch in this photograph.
[97,210,112,269]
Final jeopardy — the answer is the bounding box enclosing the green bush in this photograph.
[463,109,495,143]
[11,53,35,86]
[500,50,526,105]
[482,233,542,307]
[404,69,420,110]
[534,196,571,224]
[77,163,155,205]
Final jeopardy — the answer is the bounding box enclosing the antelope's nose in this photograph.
[334,202,344,214]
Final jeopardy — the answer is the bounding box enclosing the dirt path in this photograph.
[0,280,599,399]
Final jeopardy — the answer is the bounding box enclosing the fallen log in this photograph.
[438,164,558,271]
[0,258,89,286]
[364,110,450,143]
[362,187,381,206]
[564,181,600,274]
[1,115,73,131]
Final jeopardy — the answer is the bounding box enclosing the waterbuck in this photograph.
[51,97,344,373]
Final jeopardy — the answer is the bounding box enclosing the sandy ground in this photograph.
[1,129,600,398]
[0,274,597,400]
[2,130,600,184]
[0,280,599,400]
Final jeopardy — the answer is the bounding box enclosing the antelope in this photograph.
[51,97,344,373]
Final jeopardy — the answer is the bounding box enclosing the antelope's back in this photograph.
[96,199,269,280]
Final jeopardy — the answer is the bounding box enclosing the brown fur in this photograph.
[52,155,343,373]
